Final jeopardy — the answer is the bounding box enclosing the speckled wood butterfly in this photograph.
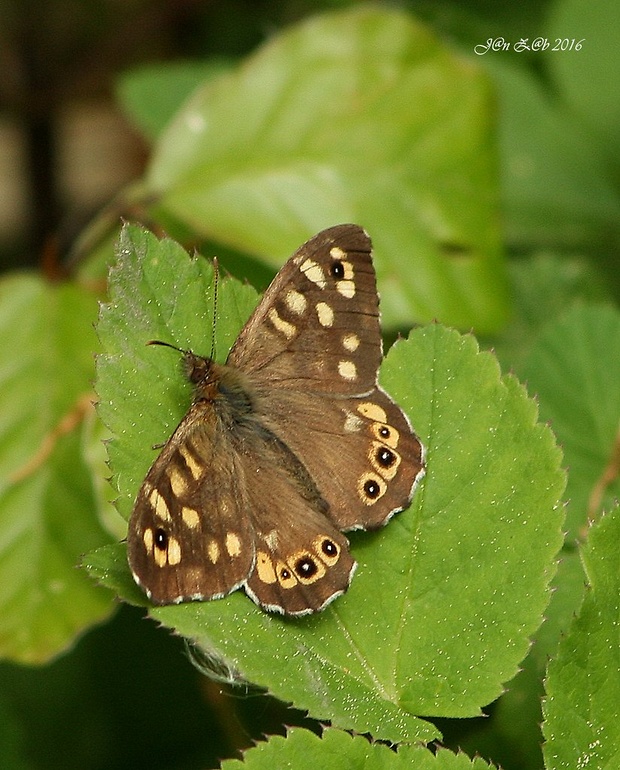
[127,225,424,615]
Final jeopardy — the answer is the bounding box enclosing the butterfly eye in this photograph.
[330,261,345,279]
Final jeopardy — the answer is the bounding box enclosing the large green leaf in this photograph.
[146,6,507,333]
[543,505,620,769]
[548,0,620,151]
[520,304,620,540]
[89,224,565,743]
[487,58,620,250]
[0,274,115,663]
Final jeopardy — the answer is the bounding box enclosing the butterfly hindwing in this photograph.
[237,429,356,614]
[254,385,424,530]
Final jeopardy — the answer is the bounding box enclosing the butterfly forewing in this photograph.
[228,225,382,393]
[127,403,255,604]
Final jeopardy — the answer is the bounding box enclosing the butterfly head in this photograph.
[147,339,216,386]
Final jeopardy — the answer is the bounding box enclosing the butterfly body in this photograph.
[127,225,424,615]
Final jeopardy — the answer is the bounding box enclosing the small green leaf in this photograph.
[147,6,507,333]
[521,304,620,539]
[221,726,496,769]
[0,274,115,663]
[92,226,565,742]
[543,505,620,770]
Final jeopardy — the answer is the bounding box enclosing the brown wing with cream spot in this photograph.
[238,431,356,615]
[228,225,382,395]
[127,398,356,613]
[127,402,255,605]
[255,385,425,531]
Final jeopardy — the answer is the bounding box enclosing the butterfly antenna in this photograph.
[210,256,220,361]
[146,339,185,353]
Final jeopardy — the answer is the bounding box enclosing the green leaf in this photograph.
[520,304,620,540]
[548,0,620,152]
[543,505,620,770]
[117,59,232,141]
[91,225,565,742]
[221,726,496,769]
[487,58,620,250]
[491,252,610,371]
[468,547,586,769]
[146,6,507,333]
[0,274,115,663]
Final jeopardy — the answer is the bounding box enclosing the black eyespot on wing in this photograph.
[154,528,168,550]
[321,539,337,557]
[376,447,396,467]
[363,479,381,499]
[295,557,318,578]
[330,261,345,279]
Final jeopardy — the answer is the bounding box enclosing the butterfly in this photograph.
[127,224,424,615]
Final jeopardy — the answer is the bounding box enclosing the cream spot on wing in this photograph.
[342,333,360,352]
[168,467,188,497]
[167,536,182,565]
[301,259,326,289]
[264,529,279,550]
[268,307,296,339]
[316,301,334,327]
[225,532,242,557]
[338,360,357,381]
[330,246,346,260]
[149,488,171,521]
[285,289,307,315]
[336,279,356,298]
[182,506,201,529]
[358,401,387,423]
[179,445,202,480]
[256,551,277,584]
[343,410,363,433]
[143,528,154,554]
[154,545,167,568]
[208,539,220,564]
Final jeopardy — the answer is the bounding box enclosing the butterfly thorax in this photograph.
[183,351,256,424]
